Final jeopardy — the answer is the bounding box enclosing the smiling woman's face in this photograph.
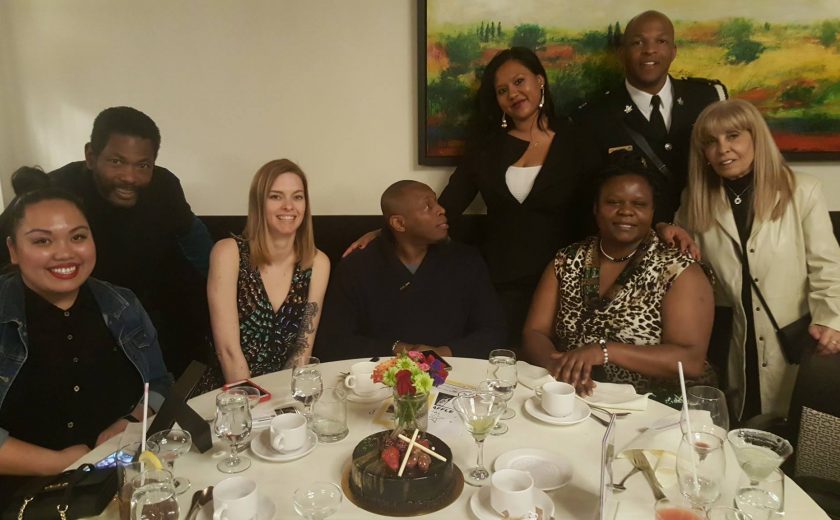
[7,199,96,308]
[594,174,654,248]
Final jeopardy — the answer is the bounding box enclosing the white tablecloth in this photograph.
[81,357,829,519]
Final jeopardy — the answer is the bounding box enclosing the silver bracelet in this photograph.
[599,338,609,365]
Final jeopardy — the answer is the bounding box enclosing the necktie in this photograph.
[649,95,668,141]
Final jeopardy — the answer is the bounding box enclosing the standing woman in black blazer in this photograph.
[345,47,598,344]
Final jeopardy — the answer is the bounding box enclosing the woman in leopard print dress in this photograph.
[522,156,715,400]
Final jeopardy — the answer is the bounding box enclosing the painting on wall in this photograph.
[418,0,840,165]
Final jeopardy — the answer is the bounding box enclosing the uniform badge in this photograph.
[677,97,684,106]
[624,105,633,114]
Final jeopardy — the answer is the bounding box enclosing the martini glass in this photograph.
[453,390,506,486]
[147,429,192,494]
[728,429,792,518]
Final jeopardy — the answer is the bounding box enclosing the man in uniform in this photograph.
[574,10,727,222]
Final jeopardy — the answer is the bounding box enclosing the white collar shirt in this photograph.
[625,76,673,131]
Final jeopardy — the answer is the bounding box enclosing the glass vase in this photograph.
[392,390,429,433]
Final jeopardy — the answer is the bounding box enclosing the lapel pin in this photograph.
[677,97,684,105]
[624,105,633,114]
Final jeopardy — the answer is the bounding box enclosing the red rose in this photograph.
[395,369,415,396]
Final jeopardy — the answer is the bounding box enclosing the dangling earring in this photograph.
[500,112,508,129]
[539,84,545,109]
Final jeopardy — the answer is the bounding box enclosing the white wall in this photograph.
[1,0,837,214]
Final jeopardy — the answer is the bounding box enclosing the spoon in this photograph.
[611,466,641,492]
[186,485,214,520]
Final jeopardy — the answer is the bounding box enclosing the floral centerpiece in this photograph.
[372,351,448,431]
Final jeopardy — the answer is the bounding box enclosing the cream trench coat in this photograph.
[677,173,840,419]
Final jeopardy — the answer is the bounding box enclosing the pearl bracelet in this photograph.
[599,338,609,365]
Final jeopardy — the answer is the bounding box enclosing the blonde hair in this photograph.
[685,99,794,232]
[243,159,315,269]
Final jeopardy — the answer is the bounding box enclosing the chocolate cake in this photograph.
[349,430,455,515]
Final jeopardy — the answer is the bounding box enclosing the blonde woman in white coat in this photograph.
[678,99,840,420]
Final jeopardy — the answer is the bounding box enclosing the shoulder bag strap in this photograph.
[618,121,673,182]
[732,238,783,334]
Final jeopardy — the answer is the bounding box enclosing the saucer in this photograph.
[345,384,390,404]
[469,486,555,520]
[494,448,573,491]
[250,428,317,462]
[524,397,590,426]
[198,493,276,520]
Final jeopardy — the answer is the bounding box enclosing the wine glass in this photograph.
[676,431,726,512]
[292,356,323,420]
[453,390,507,486]
[682,385,730,440]
[478,379,515,435]
[147,429,192,494]
[487,349,517,420]
[293,481,343,519]
[213,390,252,473]
[728,429,792,519]
[130,468,179,520]
[707,506,753,520]
[654,497,704,520]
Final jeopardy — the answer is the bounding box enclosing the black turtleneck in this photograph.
[722,172,761,420]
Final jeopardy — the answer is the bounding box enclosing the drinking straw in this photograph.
[678,362,700,490]
[141,382,149,452]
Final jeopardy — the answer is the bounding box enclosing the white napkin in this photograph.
[618,412,685,487]
[582,382,650,411]
[516,361,555,390]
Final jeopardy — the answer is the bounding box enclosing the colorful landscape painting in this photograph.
[419,0,840,165]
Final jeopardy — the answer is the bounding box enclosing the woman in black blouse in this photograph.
[346,48,599,343]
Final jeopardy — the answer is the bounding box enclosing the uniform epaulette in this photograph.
[678,77,729,100]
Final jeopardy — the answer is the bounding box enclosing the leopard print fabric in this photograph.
[552,231,703,394]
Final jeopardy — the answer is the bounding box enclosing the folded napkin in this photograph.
[618,413,683,487]
[516,361,555,390]
[582,382,650,412]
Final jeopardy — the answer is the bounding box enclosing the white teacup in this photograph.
[213,477,258,520]
[490,469,536,518]
[270,413,308,453]
[539,381,576,417]
[344,361,379,396]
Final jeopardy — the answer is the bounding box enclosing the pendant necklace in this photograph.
[727,184,752,205]
[598,239,638,263]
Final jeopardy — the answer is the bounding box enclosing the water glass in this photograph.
[676,431,726,511]
[214,390,253,473]
[487,349,517,420]
[130,469,178,520]
[116,441,158,520]
[292,357,323,419]
[311,386,348,442]
[147,428,192,494]
[293,481,343,519]
[708,506,753,519]
[734,467,784,519]
[478,379,515,435]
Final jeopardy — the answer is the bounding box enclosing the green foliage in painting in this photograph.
[820,21,838,47]
[444,33,480,74]
[511,23,547,50]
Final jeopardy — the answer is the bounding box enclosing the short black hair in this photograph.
[89,106,161,157]
[2,166,87,240]
[594,151,661,209]
[380,180,429,218]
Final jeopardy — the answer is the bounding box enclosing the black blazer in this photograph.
[573,76,726,221]
[438,119,599,287]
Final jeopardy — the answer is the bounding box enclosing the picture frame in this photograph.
[417,0,840,165]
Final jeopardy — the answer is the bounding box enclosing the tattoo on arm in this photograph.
[292,301,319,358]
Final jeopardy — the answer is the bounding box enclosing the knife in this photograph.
[630,450,666,500]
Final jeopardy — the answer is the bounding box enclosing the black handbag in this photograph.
[2,464,118,520]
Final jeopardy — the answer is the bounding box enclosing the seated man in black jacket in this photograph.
[316,180,506,360]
